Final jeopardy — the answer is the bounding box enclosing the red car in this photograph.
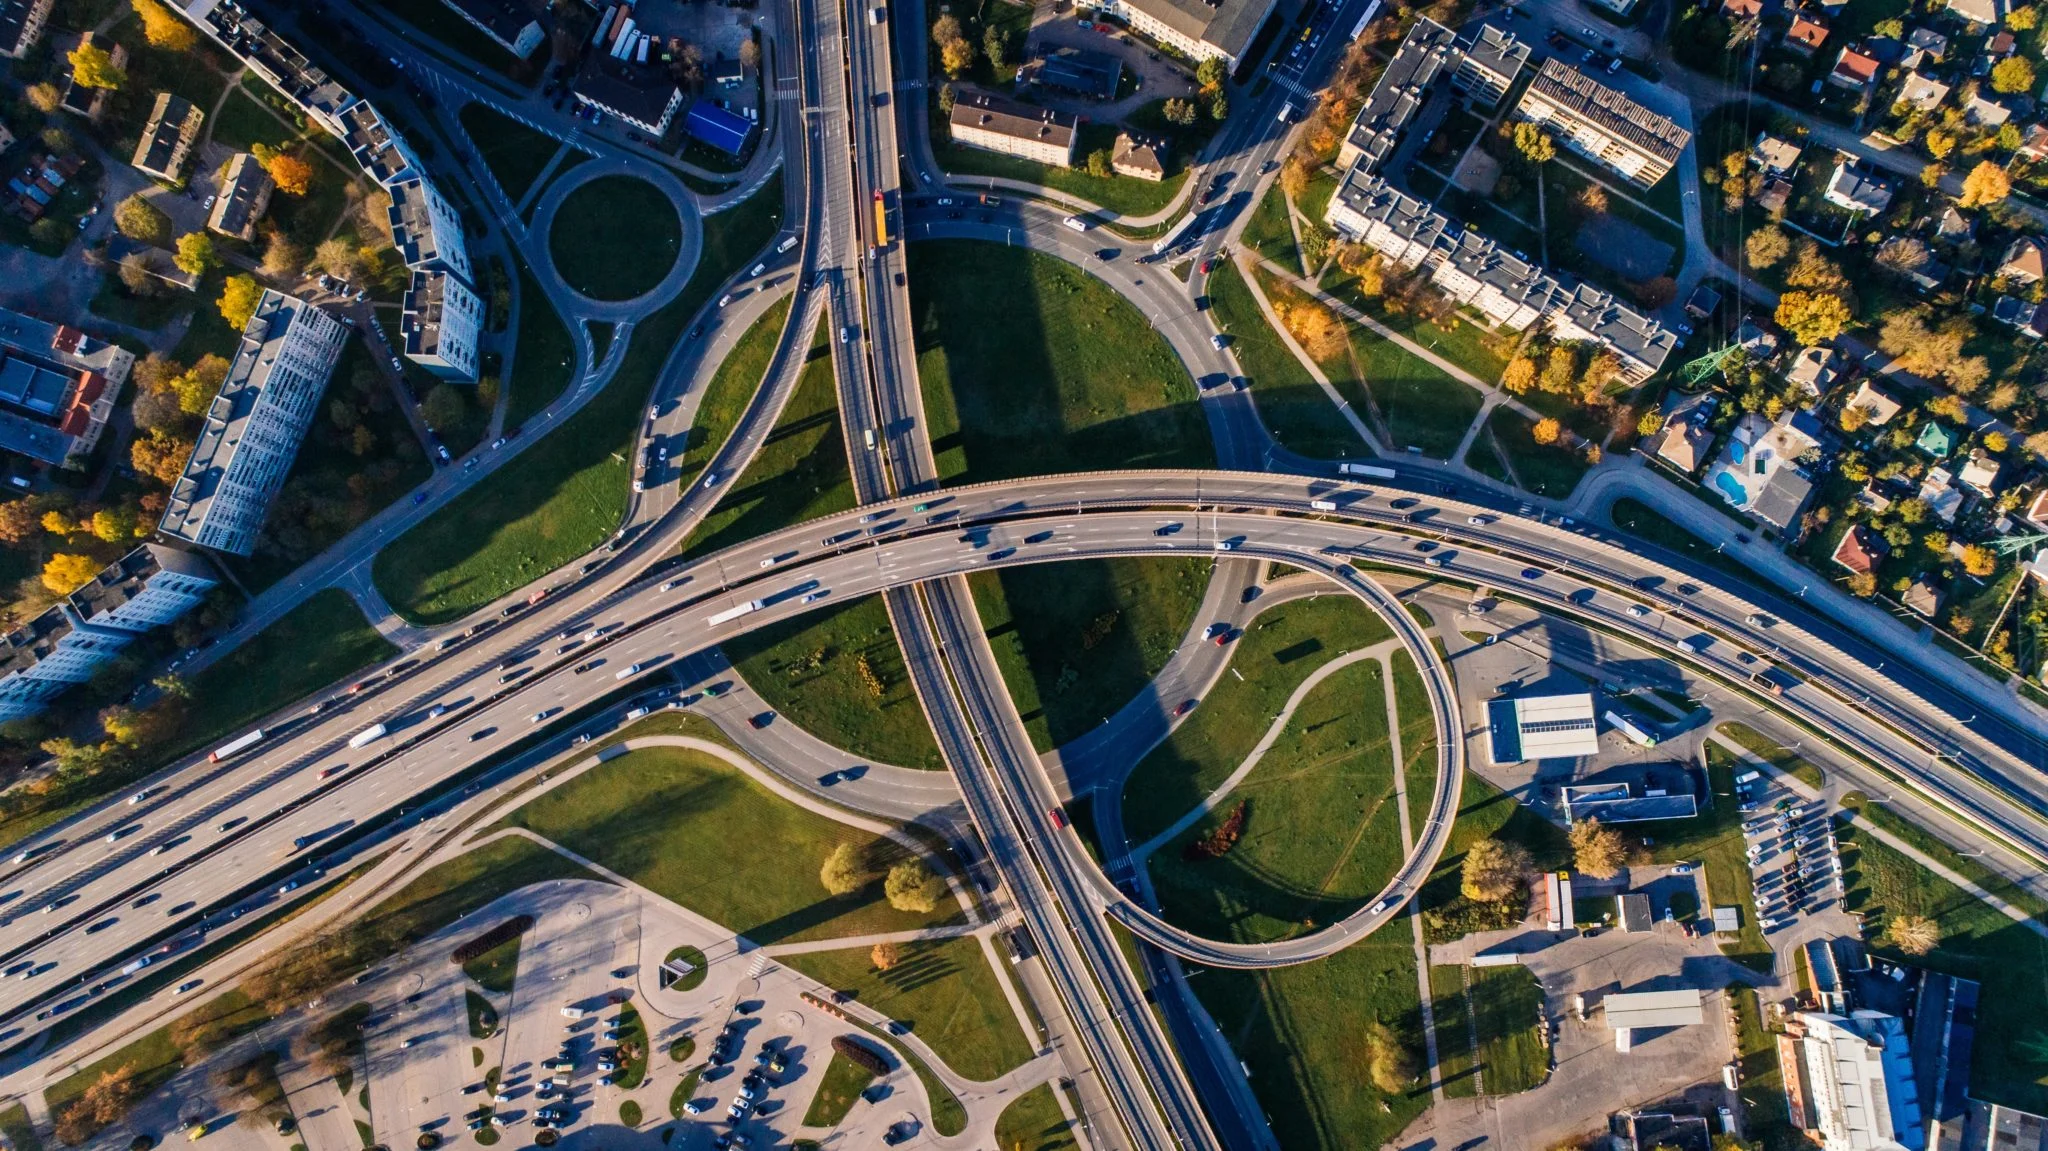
[1049,808,1067,829]
[1173,699,1197,717]
[1200,258,1215,274]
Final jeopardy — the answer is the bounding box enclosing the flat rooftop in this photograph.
[1605,989,1706,1029]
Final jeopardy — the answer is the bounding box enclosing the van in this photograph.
[869,4,884,22]
[863,429,876,450]
[1309,499,1336,511]
[777,235,799,253]
[561,1006,585,1019]
[1278,100,1298,123]
[1062,216,1089,232]
[627,706,650,720]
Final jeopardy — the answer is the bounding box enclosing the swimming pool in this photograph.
[1728,440,1749,465]
[1714,470,1749,506]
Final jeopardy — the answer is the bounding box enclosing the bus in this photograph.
[872,190,890,248]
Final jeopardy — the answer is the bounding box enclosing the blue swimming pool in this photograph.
[1728,440,1749,465]
[1714,471,1748,506]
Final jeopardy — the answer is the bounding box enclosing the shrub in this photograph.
[832,1034,890,1076]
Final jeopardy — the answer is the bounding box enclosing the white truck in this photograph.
[706,600,765,626]
[346,724,387,749]
[1338,462,1397,479]
[209,729,265,763]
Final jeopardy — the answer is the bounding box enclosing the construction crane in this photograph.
[1679,343,1744,387]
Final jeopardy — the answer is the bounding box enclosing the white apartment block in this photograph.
[1513,58,1690,188]
[948,88,1078,168]
[388,176,473,285]
[70,545,220,632]
[158,291,350,557]
[0,0,54,59]
[401,269,484,383]
[1091,0,1276,67]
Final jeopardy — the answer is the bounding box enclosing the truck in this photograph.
[1603,709,1661,748]
[706,600,765,626]
[872,190,890,248]
[347,723,388,749]
[1749,668,1784,696]
[1339,462,1398,479]
[635,444,657,492]
[1675,633,1711,656]
[209,729,266,763]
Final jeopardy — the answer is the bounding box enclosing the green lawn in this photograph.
[1347,322,1485,461]
[0,1103,39,1151]
[1390,652,1439,841]
[1194,937,1430,1151]
[910,240,1213,485]
[1417,772,1569,943]
[209,80,302,154]
[1208,259,1367,461]
[461,935,521,996]
[494,744,959,944]
[1148,658,1402,944]
[1729,984,1796,1146]
[1483,408,1590,499]
[458,104,561,203]
[466,988,498,1038]
[1429,966,1478,1098]
[177,589,396,754]
[1122,595,1394,845]
[1242,184,1299,268]
[45,990,269,1139]
[1850,801,2048,922]
[782,936,1034,1081]
[1838,819,2048,1109]
[505,262,575,428]
[548,176,684,301]
[994,1083,1078,1151]
[968,557,1210,753]
[674,296,793,487]
[1321,264,1512,389]
[1717,722,1824,791]
[724,595,943,770]
[374,175,783,624]
[684,317,850,555]
[928,119,1189,218]
[1467,965,1548,1094]
[801,1051,876,1127]
[1641,748,1772,969]
[1609,497,1765,590]
[615,1001,650,1088]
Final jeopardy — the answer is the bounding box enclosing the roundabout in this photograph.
[527,160,706,318]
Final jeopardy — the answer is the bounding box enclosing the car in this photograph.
[1211,334,1228,350]
[1520,568,1541,580]
[1173,699,1197,717]
[704,471,722,487]
[1607,55,1623,73]
[1627,604,1651,618]
[279,880,300,895]
[1200,257,1216,274]
[175,979,204,994]
[718,293,736,308]
[684,1099,709,1115]
[1467,514,1490,525]
[749,712,774,729]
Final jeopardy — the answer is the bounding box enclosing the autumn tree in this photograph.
[1532,417,1563,446]
[1086,148,1112,178]
[1460,837,1532,902]
[173,231,216,277]
[114,194,170,246]
[820,843,864,895]
[266,153,315,197]
[1279,297,1346,359]
[315,236,364,282]
[1888,913,1940,955]
[1960,160,2011,208]
[218,274,262,330]
[1363,1021,1418,1093]
[1163,97,1198,126]
[870,941,901,971]
[983,24,1008,66]
[173,355,229,415]
[53,1066,142,1145]
[739,37,761,70]
[2012,3,2041,26]
[25,81,62,113]
[118,252,158,295]
[1540,344,1579,394]
[1568,818,1626,879]
[133,0,196,50]
[90,506,142,543]
[131,429,194,484]
[1962,544,1997,577]
[42,553,101,595]
[68,41,127,89]
[260,232,305,278]
[1775,291,1851,345]
[1501,356,1536,394]
[884,859,944,913]
[1279,155,1311,200]
[1992,55,2035,94]
[1512,121,1556,164]
[1847,571,1877,597]
[1923,128,1956,159]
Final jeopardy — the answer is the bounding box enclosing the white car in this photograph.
[684,1100,709,1115]
[703,471,722,488]
[718,293,735,308]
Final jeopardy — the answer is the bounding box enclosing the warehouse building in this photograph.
[1486,692,1602,764]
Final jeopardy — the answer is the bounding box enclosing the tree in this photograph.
[1501,357,1536,394]
[1532,417,1563,446]
[68,41,127,90]
[1873,16,1905,37]
[172,232,217,278]
[133,0,196,50]
[0,499,40,545]
[1888,913,1940,955]
[42,553,101,595]
[982,24,1008,67]
[1363,1021,1417,1093]
[1638,409,1664,437]
[1775,291,1851,344]
[132,429,194,484]
[41,125,73,155]
[1876,236,1930,274]
[1195,57,1227,93]
[1163,97,1198,126]
[1923,128,1956,159]
[940,35,976,77]
[266,153,314,197]
[1279,156,1311,200]
[1540,344,1578,394]
[25,81,62,113]
[1086,148,1113,178]
[53,1066,142,1145]
[1568,818,1626,879]
[1960,161,2011,208]
[1847,571,1877,597]
[173,355,228,415]
[114,195,170,246]
[315,236,364,281]
[1992,55,2035,94]
[117,252,158,295]
[1208,92,1229,121]
[2011,3,2040,27]
[421,384,466,431]
[260,232,305,278]
[218,275,262,331]
[738,37,761,70]
[1279,298,1346,360]
[884,859,944,913]
[1962,544,1998,577]
[90,506,142,543]
[820,843,864,895]
[931,14,963,44]
[1984,429,2010,453]
[1511,121,1555,164]
[870,941,901,971]
[1460,837,1532,902]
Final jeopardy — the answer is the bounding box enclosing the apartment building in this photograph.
[0,0,53,59]
[400,269,484,383]
[387,176,473,286]
[947,88,1078,167]
[0,545,219,723]
[1455,23,1531,108]
[0,307,136,467]
[1513,57,1690,187]
[58,31,124,122]
[132,92,205,182]
[340,99,424,187]
[190,0,353,134]
[438,0,545,58]
[1090,0,1277,67]
[1337,18,1458,172]
[158,291,350,556]
[207,152,274,241]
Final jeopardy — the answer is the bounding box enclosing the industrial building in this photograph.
[1561,781,1698,823]
[0,307,135,467]
[685,101,755,156]
[1485,692,1601,764]
[1603,989,1706,1050]
[158,291,350,556]
[1786,1011,1926,1151]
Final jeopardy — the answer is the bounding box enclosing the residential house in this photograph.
[1879,237,1949,291]
[0,308,135,467]
[206,152,273,242]
[1828,46,1881,92]
[2019,123,2048,161]
[947,88,1078,168]
[1025,49,1123,99]
[1758,178,1794,214]
[1753,132,1804,176]
[2000,236,2046,283]
[1993,294,2048,336]
[1902,26,1948,68]
[1905,574,1946,616]
[131,92,203,182]
[1832,524,1888,574]
[1845,379,1902,426]
[1858,481,1896,513]
[1335,19,1460,173]
[1512,58,1691,187]
[1918,421,1958,458]
[1896,72,1951,112]
[1787,12,1830,54]
[2022,487,2048,529]
[1988,29,2017,54]
[1786,345,1840,395]
[1960,448,2004,495]
[1944,0,2004,26]
[1091,0,1281,67]
[1920,465,1965,522]
[1934,204,1973,241]
[1705,409,1823,534]
[1111,132,1170,181]
[1686,284,1722,319]
[1738,318,1780,359]
[1824,161,1895,214]
[1652,420,1712,474]
[1965,93,2013,127]
[1721,0,1762,18]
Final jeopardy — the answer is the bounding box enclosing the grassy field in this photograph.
[461,935,521,996]
[1838,818,2048,1110]
[684,317,849,555]
[928,121,1189,218]
[1483,408,1591,499]
[0,1103,38,1151]
[1417,772,1569,943]
[374,175,783,624]
[549,176,683,301]
[1208,260,1367,461]
[1121,594,1394,844]
[1729,984,1799,1148]
[967,558,1209,753]
[994,1083,1078,1151]
[782,936,1035,1081]
[1637,749,1772,969]
[674,297,793,488]
[1429,965,1478,1098]
[177,589,396,755]
[1242,184,1300,268]
[1467,965,1548,1094]
[505,262,575,428]
[1850,801,2048,921]
[45,990,270,1137]
[910,240,1213,485]
[1147,658,1402,944]
[1717,722,1824,790]
[1195,936,1430,1151]
[802,1051,875,1127]
[459,104,561,203]
[1390,652,1439,841]
[723,594,943,770]
[1320,264,1512,388]
[494,744,959,944]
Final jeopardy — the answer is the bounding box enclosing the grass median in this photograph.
[673,296,793,488]
[782,936,1034,1082]
[995,1084,1078,1151]
[493,743,959,944]
[459,103,561,202]
[1391,651,1440,841]
[549,176,685,301]
[1208,259,1362,460]
[802,1051,875,1127]
[505,261,575,428]
[725,595,944,770]
[374,175,783,624]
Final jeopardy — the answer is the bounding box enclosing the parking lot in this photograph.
[1741,786,1843,933]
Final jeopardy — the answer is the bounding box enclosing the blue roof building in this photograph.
[686,102,754,156]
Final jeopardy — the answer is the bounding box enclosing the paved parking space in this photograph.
[1740,789,1843,933]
